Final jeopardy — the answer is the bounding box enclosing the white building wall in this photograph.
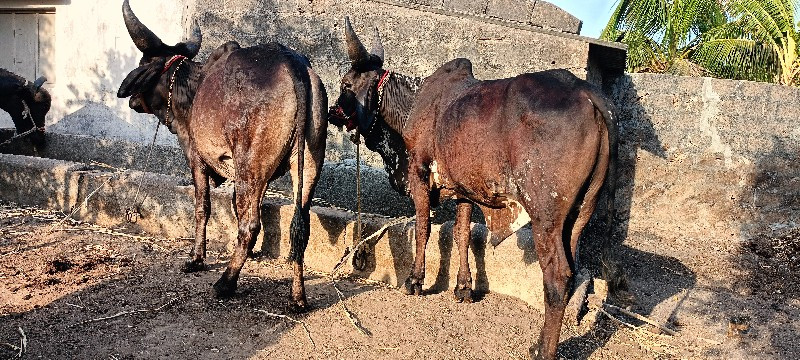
[0,0,188,145]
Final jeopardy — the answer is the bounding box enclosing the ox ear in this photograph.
[370,26,384,62]
[32,76,47,90]
[178,20,202,59]
[117,61,163,98]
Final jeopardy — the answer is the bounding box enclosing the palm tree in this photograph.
[692,0,800,86]
[600,0,726,75]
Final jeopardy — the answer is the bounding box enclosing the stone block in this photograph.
[410,0,444,7]
[0,151,546,310]
[486,0,534,23]
[442,0,488,15]
[530,1,582,34]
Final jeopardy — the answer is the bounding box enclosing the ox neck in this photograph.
[376,72,423,135]
[363,71,422,195]
[161,60,202,132]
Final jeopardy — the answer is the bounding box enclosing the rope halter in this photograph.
[163,55,187,128]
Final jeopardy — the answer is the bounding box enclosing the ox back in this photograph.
[117,0,327,312]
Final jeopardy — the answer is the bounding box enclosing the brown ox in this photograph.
[330,19,626,359]
[0,69,49,147]
[116,0,327,311]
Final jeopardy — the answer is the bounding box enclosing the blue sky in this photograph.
[548,0,619,38]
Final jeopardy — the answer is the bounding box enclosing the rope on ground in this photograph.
[254,309,316,348]
[355,132,363,257]
[330,278,371,336]
[324,135,416,337]
[331,215,416,276]
[125,121,162,223]
[48,170,125,233]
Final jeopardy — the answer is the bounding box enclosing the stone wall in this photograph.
[610,73,800,246]
[2,0,622,170]
[183,0,617,166]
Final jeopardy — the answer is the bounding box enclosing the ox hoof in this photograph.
[454,286,473,303]
[213,278,237,298]
[402,276,423,296]
[288,299,310,314]
[181,259,207,273]
[528,344,543,360]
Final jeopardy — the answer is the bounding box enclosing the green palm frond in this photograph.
[601,0,800,85]
[692,38,780,82]
[601,0,723,72]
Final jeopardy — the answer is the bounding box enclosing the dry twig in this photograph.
[67,297,179,328]
[604,303,677,336]
[56,227,168,251]
[255,309,315,347]
[17,327,26,358]
[599,307,639,331]
[331,278,371,336]
[6,327,27,359]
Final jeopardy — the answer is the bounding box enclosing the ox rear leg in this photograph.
[403,173,431,296]
[286,135,324,313]
[527,206,571,360]
[453,199,473,303]
[182,161,210,273]
[213,181,266,298]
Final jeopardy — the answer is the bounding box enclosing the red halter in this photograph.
[162,55,187,75]
[376,70,391,93]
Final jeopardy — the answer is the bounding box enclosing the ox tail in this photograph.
[586,90,632,304]
[286,53,313,264]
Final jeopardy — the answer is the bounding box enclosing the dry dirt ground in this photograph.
[1,201,799,359]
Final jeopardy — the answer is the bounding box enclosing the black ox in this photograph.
[0,69,49,147]
[330,19,629,359]
[116,0,328,311]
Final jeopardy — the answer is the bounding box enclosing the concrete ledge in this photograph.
[0,153,544,309]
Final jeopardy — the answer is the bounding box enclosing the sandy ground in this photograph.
[1,201,799,359]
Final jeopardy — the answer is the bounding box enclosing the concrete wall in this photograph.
[610,73,800,246]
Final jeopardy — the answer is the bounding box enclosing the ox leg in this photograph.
[453,199,473,303]
[403,172,431,296]
[213,181,266,298]
[182,160,210,273]
[527,207,571,360]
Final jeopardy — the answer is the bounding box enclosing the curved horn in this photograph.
[183,20,202,58]
[344,17,369,63]
[370,26,384,62]
[122,0,164,53]
[32,76,47,89]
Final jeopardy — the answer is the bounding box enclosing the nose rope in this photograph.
[0,99,45,147]
[365,70,391,136]
[163,55,187,128]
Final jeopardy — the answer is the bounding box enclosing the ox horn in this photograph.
[122,0,164,53]
[344,17,369,63]
[183,20,202,59]
[32,76,47,89]
[370,26,384,62]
